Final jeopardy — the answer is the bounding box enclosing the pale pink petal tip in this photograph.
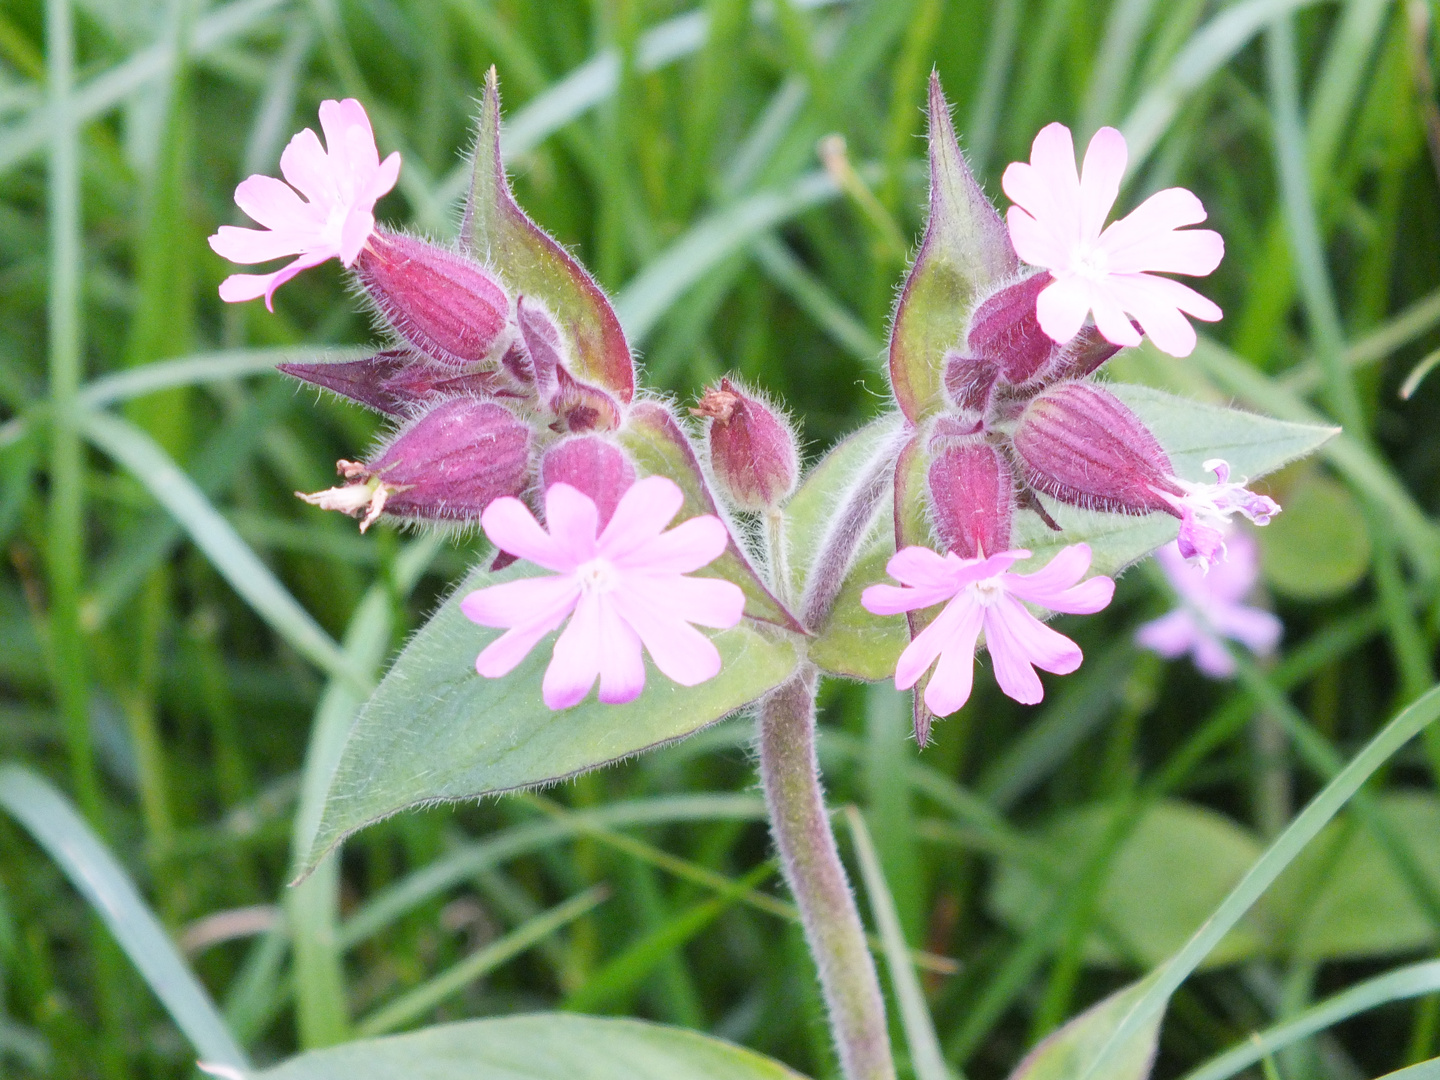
[1002,121,1224,356]
[865,542,1114,717]
[462,477,740,710]
[208,98,396,306]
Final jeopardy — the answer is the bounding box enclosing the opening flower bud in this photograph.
[279,350,519,416]
[299,398,531,529]
[691,378,799,512]
[926,439,1015,558]
[540,435,636,528]
[356,232,510,368]
[1012,382,1179,515]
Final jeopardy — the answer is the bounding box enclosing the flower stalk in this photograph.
[757,668,895,1080]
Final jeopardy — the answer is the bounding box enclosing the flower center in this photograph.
[1068,242,1109,281]
[575,558,620,595]
[970,576,1007,607]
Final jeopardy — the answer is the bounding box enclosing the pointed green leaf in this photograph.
[1007,978,1164,1080]
[808,384,1335,678]
[303,560,800,871]
[888,75,1017,422]
[254,1015,804,1080]
[461,70,634,402]
[619,401,802,631]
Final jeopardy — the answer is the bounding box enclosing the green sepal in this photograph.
[462,69,635,402]
[888,74,1017,422]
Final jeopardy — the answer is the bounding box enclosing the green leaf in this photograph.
[303,560,800,871]
[253,1014,804,1080]
[619,401,801,631]
[1007,978,1163,1080]
[1378,1061,1440,1080]
[1267,793,1440,962]
[807,383,1335,679]
[1258,471,1370,600]
[461,69,634,401]
[888,75,1016,422]
[987,800,1275,970]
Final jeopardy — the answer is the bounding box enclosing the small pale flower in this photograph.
[209,98,400,310]
[1154,459,1280,571]
[462,476,746,710]
[1002,123,1224,358]
[1137,531,1281,678]
[861,544,1114,717]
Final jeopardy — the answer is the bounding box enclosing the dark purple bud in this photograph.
[943,351,999,413]
[1012,382,1180,516]
[279,350,522,416]
[298,399,531,529]
[926,439,1015,559]
[517,296,562,400]
[967,274,1054,385]
[356,231,510,368]
[540,435,636,528]
[691,378,799,512]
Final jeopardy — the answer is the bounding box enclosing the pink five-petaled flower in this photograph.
[461,476,746,710]
[1136,531,1281,678]
[861,544,1115,717]
[208,99,400,310]
[1154,458,1280,571]
[1002,123,1224,358]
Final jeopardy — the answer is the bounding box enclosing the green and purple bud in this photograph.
[691,378,799,513]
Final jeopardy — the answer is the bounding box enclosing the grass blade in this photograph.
[846,806,952,1080]
[0,764,247,1067]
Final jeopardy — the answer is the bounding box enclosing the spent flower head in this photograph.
[1002,123,1223,357]
[1154,459,1280,571]
[462,477,746,710]
[861,544,1114,717]
[209,98,400,309]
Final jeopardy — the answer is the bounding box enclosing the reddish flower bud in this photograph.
[691,378,799,512]
[298,398,530,529]
[516,296,561,400]
[1012,382,1179,515]
[968,274,1054,385]
[540,435,636,527]
[1044,326,1124,384]
[926,438,1015,558]
[943,351,999,412]
[279,350,520,416]
[356,231,510,368]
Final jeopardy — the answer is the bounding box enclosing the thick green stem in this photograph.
[757,667,894,1080]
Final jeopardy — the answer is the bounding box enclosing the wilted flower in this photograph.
[861,544,1114,716]
[462,477,746,709]
[1137,531,1281,677]
[1155,459,1280,570]
[1002,123,1223,357]
[209,98,400,309]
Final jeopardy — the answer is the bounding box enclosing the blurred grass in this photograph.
[2,0,1440,1078]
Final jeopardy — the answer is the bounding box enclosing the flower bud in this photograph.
[279,350,519,416]
[967,274,1054,385]
[298,398,530,529]
[1012,382,1179,515]
[540,435,636,527]
[691,378,799,512]
[355,232,510,368]
[926,439,1015,558]
[943,351,999,413]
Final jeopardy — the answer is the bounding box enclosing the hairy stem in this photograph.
[757,668,894,1080]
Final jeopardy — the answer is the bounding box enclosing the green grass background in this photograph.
[3,0,1440,1076]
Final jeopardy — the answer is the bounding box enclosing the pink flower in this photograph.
[208,99,400,310]
[1136,531,1281,678]
[1002,123,1224,358]
[461,476,746,710]
[861,544,1114,717]
[1153,458,1280,571]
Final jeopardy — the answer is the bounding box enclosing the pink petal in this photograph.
[481,496,573,571]
[1006,207,1068,271]
[1005,544,1115,615]
[543,593,603,709]
[894,594,978,691]
[1107,274,1220,358]
[1099,187,1209,259]
[617,515,729,575]
[885,546,961,588]
[1212,604,1283,656]
[1035,275,1097,346]
[320,98,380,182]
[461,575,581,629]
[863,581,949,617]
[208,223,304,266]
[597,475,681,557]
[983,595,1082,704]
[474,605,575,678]
[338,207,376,267]
[1004,123,1082,247]
[279,127,337,208]
[233,174,320,235]
[921,600,985,716]
[1104,228,1223,277]
[625,573,745,629]
[595,598,647,704]
[1088,279,1145,348]
[1192,632,1237,678]
[216,250,328,310]
[366,151,403,204]
[544,483,601,564]
[1079,127,1126,243]
[606,588,724,687]
[1135,610,1199,659]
